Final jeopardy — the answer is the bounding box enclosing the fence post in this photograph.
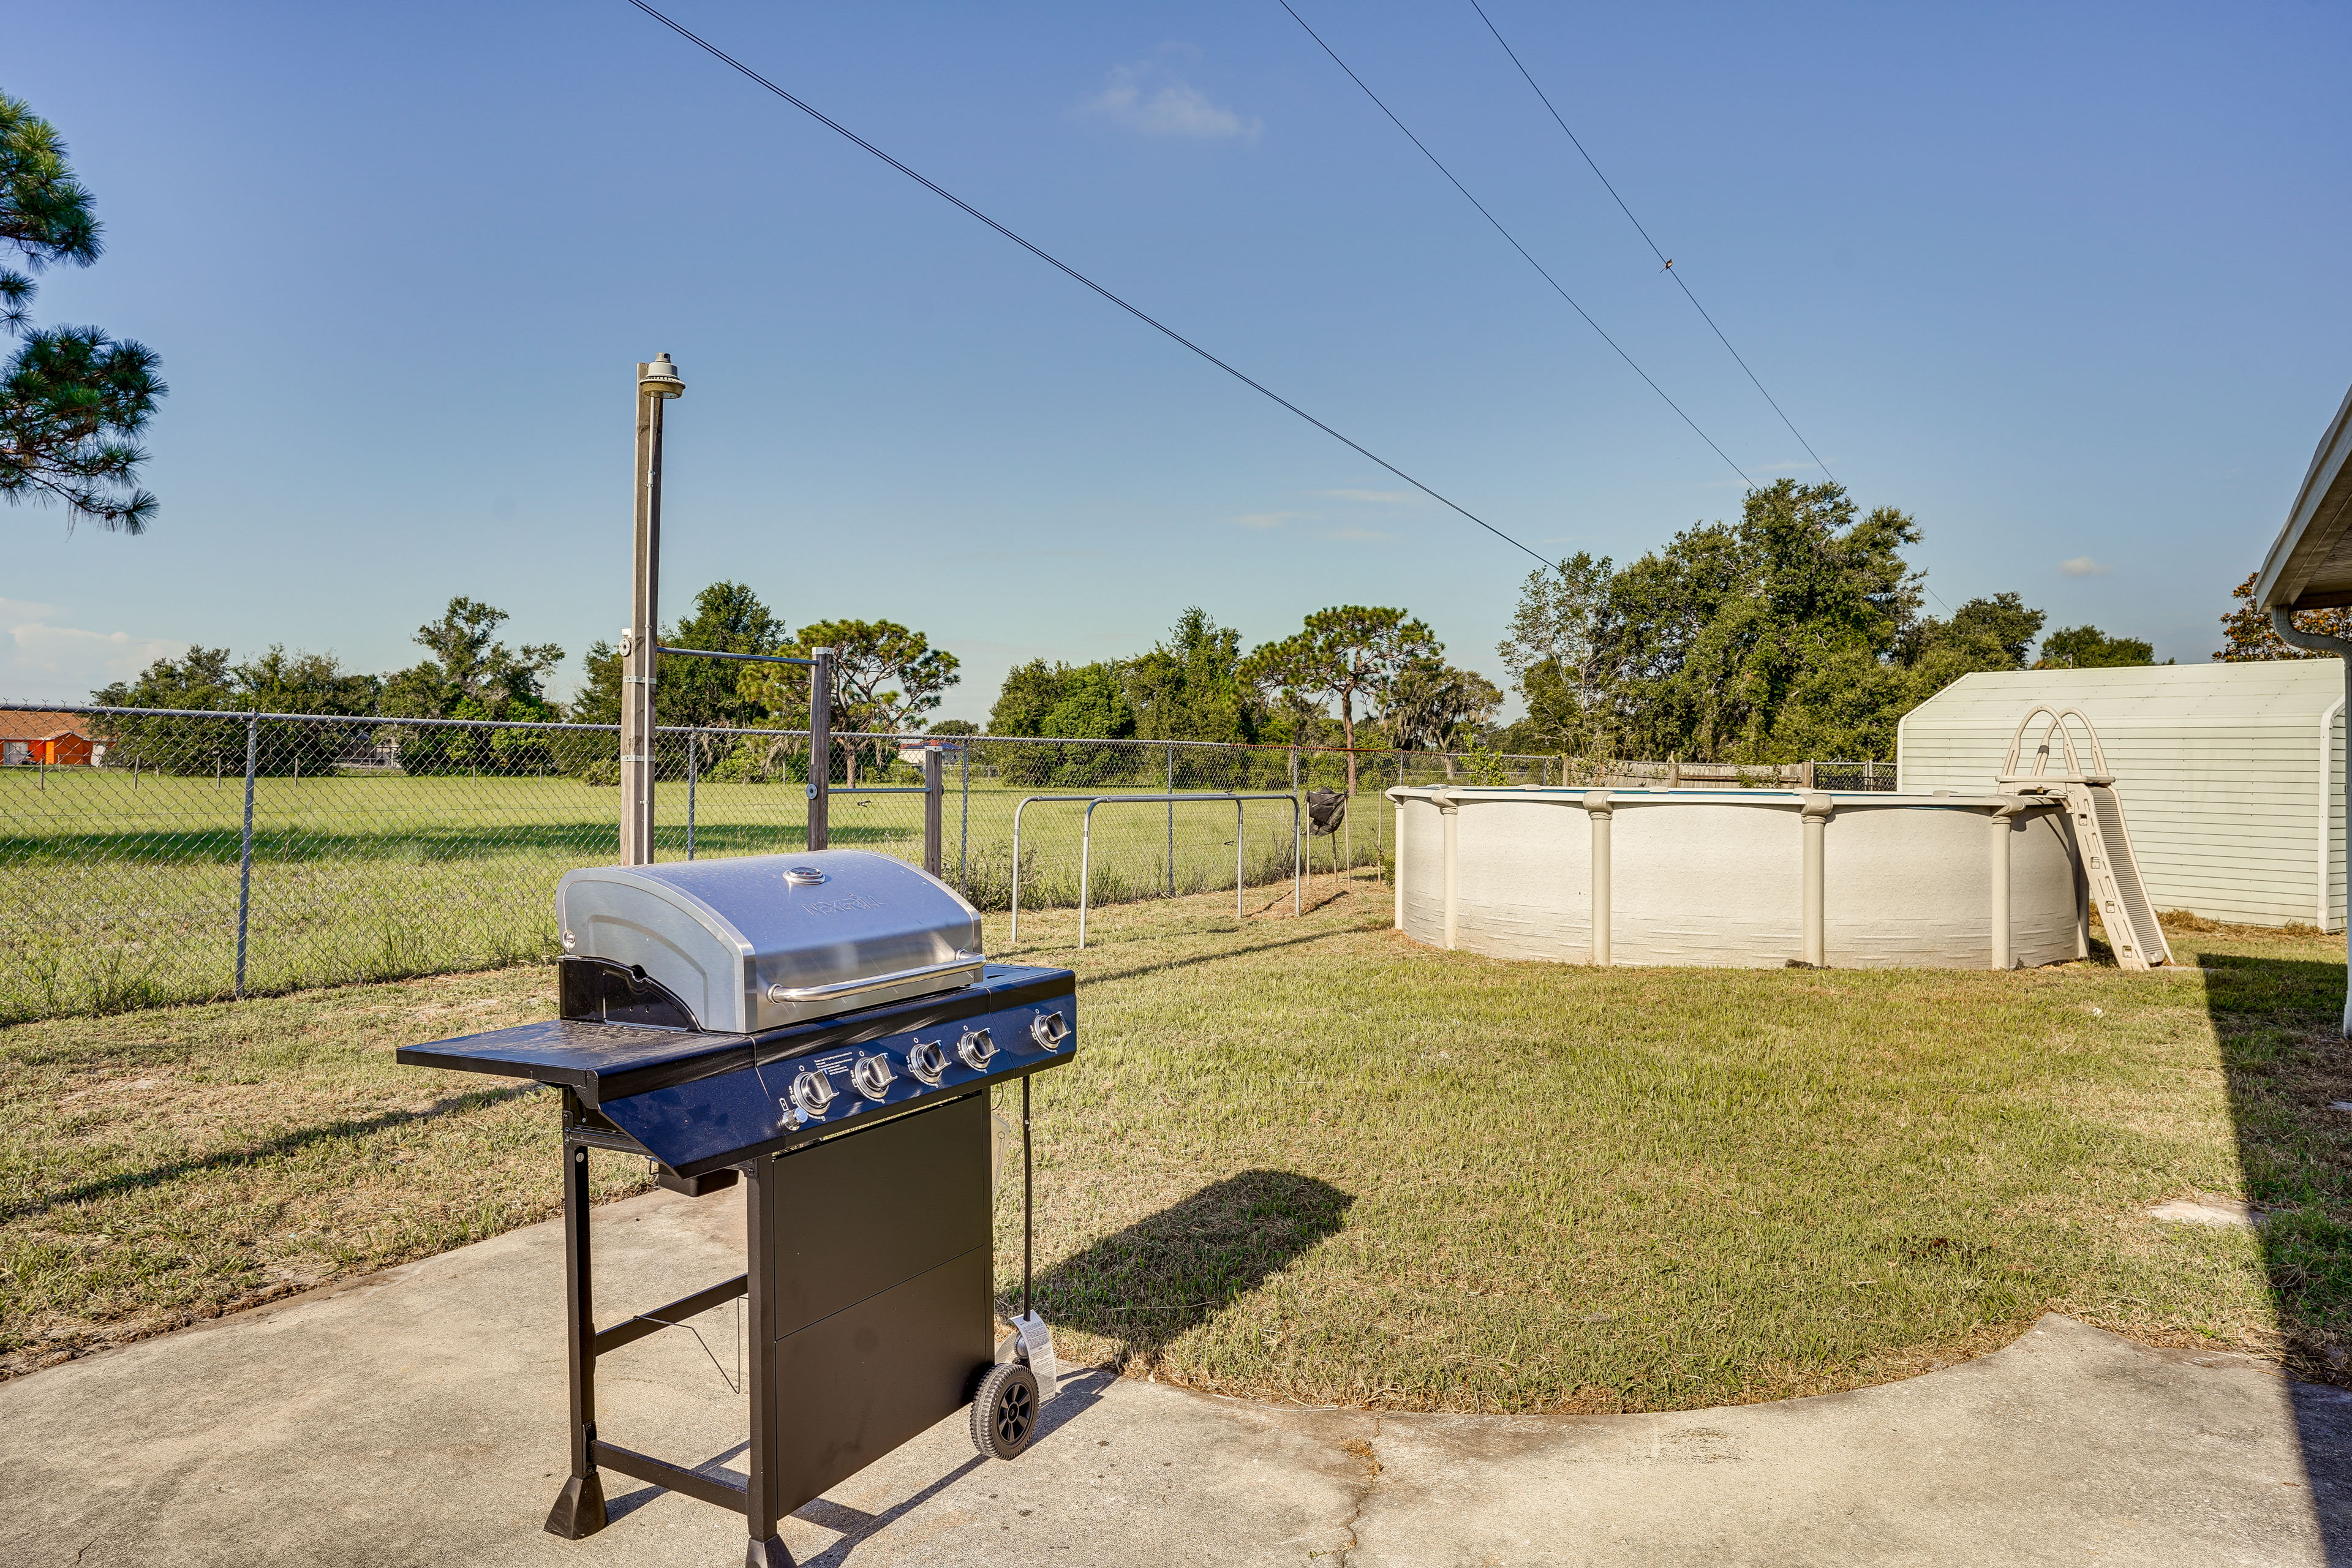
[235,712,257,998]
[923,745,944,878]
[1166,743,1175,898]
[686,730,699,860]
[958,740,970,895]
[808,648,832,851]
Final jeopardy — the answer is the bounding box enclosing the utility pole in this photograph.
[621,353,684,865]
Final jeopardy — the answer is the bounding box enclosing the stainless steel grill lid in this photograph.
[556,850,983,1031]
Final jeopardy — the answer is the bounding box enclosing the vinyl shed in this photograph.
[1896,662,2344,930]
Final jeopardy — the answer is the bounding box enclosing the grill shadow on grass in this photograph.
[1025,924,1356,987]
[2195,944,2352,1560]
[0,1080,544,1225]
[1025,1170,1354,1373]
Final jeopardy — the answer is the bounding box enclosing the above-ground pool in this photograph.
[1389,786,2087,970]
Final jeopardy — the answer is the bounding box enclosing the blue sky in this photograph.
[8,1,2348,722]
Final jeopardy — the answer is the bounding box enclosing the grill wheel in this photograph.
[970,1362,1039,1460]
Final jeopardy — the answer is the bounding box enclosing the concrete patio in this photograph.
[2,1183,2346,1567]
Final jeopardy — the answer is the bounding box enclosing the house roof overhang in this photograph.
[2255,381,2352,611]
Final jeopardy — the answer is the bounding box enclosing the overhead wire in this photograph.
[622,0,1551,568]
[1276,0,1754,489]
[1464,0,1838,488]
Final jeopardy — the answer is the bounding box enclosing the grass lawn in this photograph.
[5,876,2345,1414]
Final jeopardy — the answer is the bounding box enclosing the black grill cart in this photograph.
[398,850,1076,1568]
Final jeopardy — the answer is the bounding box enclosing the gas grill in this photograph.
[399,848,1077,1568]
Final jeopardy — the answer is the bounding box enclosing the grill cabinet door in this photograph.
[760,1091,993,1517]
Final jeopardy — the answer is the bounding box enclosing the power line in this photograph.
[621,0,1551,570]
[1277,0,1754,489]
[1465,0,1839,487]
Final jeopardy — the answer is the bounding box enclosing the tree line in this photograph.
[88,480,2322,783]
[983,481,2200,781]
[1493,480,2166,764]
[88,584,960,778]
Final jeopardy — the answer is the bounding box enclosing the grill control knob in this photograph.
[1029,1011,1071,1051]
[851,1053,895,1101]
[790,1068,835,1121]
[905,1038,948,1085]
[957,1028,995,1071]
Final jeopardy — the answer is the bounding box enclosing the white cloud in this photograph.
[1311,488,1419,504]
[1231,511,1306,529]
[1,597,179,702]
[1322,527,1390,543]
[1082,62,1260,141]
[2059,556,2111,577]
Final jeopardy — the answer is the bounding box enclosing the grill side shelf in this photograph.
[396,1018,747,1100]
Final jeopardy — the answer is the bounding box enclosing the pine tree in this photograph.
[1,92,164,532]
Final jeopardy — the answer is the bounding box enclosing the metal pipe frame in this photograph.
[235,713,257,997]
[548,1090,788,1559]
[655,646,816,667]
[1009,793,1302,948]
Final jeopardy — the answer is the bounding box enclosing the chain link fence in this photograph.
[0,703,1888,1023]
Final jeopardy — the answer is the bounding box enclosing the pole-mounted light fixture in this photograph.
[638,352,685,399]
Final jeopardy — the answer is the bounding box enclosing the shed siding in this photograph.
[1898,665,2345,929]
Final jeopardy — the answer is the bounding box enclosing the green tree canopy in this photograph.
[91,644,377,775]
[986,659,1133,739]
[1123,607,1261,744]
[380,597,564,723]
[2036,625,2155,669]
[1491,483,2143,763]
[1496,552,1616,755]
[1242,605,1439,793]
[2215,572,2348,662]
[1606,481,1921,761]
[575,580,787,730]
[1,92,163,532]
[1381,659,1502,756]
[744,618,959,734]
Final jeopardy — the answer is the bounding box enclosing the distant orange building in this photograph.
[0,710,102,767]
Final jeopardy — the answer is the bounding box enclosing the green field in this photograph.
[0,766,1393,1022]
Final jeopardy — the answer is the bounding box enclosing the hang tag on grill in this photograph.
[990,1107,1016,1181]
[1011,1311,1060,1400]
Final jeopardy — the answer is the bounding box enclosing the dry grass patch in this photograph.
[0,967,649,1378]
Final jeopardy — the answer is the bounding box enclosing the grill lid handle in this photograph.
[764,953,983,1007]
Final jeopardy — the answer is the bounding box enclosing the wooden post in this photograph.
[622,356,683,865]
